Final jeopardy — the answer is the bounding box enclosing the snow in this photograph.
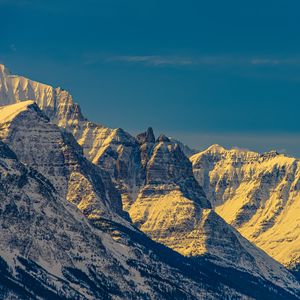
[1,64,300,298]
[191,144,300,269]
[0,100,35,123]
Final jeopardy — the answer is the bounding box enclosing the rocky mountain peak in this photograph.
[191,144,300,272]
[207,143,226,152]
[157,134,170,143]
[0,101,128,222]
[136,126,155,144]
[1,65,300,299]
[260,149,281,159]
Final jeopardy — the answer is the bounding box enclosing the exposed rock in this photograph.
[0,101,127,222]
[1,65,300,298]
[136,127,155,144]
[191,145,300,271]
[169,137,198,157]
[0,139,248,300]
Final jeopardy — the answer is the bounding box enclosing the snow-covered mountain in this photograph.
[126,131,300,292]
[1,103,298,299]
[191,145,300,274]
[0,100,128,223]
[1,64,300,298]
[1,138,254,300]
[0,64,113,160]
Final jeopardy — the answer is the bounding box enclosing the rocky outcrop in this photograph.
[1,139,254,300]
[1,137,300,299]
[1,65,300,298]
[127,135,300,294]
[191,145,300,271]
[0,101,127,222]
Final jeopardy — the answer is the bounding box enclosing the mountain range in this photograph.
[0,64,300,299]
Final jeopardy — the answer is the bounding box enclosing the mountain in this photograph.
[191,144,300,274]
[0,138,245,300]
[0,64,113,161]
[1,64,300,298]
[168,137,198,157]
[127,131,300,292]
[1,103,299,299]
[0,100,128,223]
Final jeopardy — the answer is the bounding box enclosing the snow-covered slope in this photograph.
[1,139,254,300]
[1,65,300,298]
[126,133,300,294]
[0,64,115,160]
[1,108,297,300]
[191,145,300,271]
[0,100,128,223]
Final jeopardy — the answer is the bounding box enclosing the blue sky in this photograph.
[1,0,300,155]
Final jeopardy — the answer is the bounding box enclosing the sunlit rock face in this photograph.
[1,140,243,300]
[0,106,295,300]
[191,144,300,270]
[0,101,126,222]
[2,65,300,298]
[126,133,300,294]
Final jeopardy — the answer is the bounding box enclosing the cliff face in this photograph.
[0,101,127,222]
[1,139,240,300]
[1,65,300,298]
[191,145,300,270]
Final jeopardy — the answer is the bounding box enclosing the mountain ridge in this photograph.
[191,144,300,271]
[1,64,300,298]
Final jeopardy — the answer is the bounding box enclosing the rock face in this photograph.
[0,109,297,300]
[1,65,300,298]
[0,64,115,160]
[0,140,250,300]
[127,133,300,294]
[169,137,198,157]
[191,144,300,271]
[0,101,127,222]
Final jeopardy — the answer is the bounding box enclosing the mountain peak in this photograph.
[0,64,10,76]
[207,144,226,152]
[157,134,170,143]
[136,126,155,144]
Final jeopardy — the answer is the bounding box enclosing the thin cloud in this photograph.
[100,54,300,68]
[101,55,241,67]
[250,57,300,66]
[82,52,300,69]
[105,55,194,66]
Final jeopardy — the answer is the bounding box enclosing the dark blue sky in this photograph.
[1,0,300,155]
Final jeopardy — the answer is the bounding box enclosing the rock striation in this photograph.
[191,145,300,272]
[1,65,300,298]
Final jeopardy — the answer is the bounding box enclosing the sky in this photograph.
[1,0,300,156]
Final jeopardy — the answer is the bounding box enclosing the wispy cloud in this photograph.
[104,55,238,67]
[250,57,300,66]
[105,55,194,66]
[84,53,300,68]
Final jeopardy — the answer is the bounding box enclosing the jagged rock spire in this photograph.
[136,127,155,144]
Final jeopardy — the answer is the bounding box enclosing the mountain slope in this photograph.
[1,65,300,298]
[0,100,128,223]
[0,139,240,300]
[126,133,300,293]
[191,145,300,271]
[0,64,115,161]
[0,108,297,299]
